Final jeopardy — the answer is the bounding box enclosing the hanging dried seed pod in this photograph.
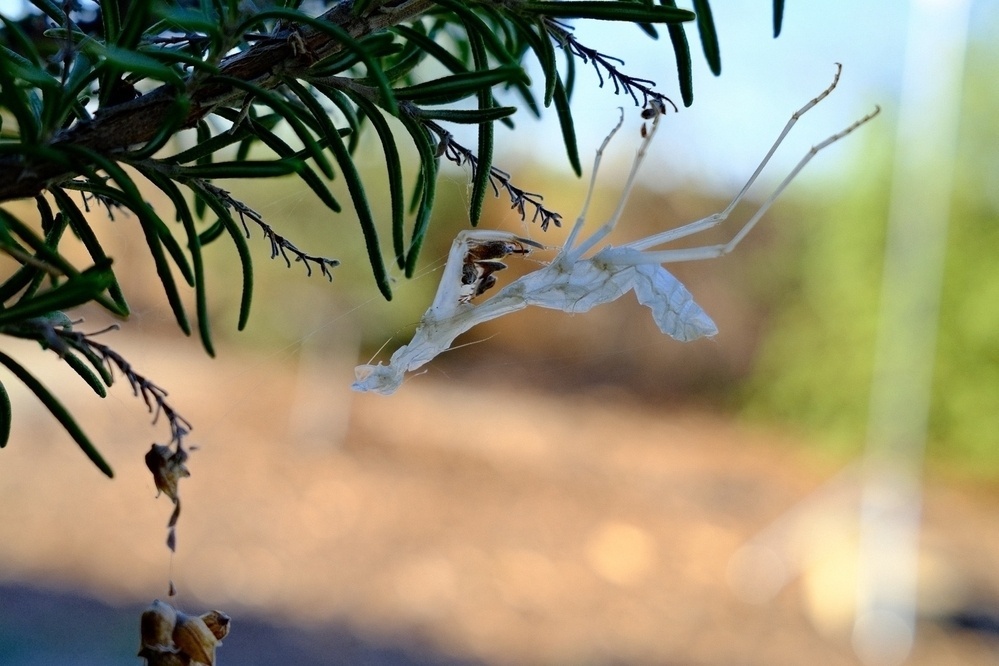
[172,612,218,666]
[138,600,229,665]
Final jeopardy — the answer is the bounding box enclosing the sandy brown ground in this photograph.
[2,335,999,665]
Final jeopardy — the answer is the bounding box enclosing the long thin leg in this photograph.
[619,103,881,265]
[562,109,627,252]
[563,109,664,261]
[623,63,852,254]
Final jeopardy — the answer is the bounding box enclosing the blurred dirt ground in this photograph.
[2,335,999,665]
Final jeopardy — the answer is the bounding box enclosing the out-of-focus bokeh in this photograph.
[2,1,999,664]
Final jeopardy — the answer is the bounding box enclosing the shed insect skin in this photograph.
[353,65,880,396]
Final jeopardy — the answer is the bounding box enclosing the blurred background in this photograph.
[2,0,999,664]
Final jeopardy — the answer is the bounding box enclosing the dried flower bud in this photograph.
[138,600,228,666]
[199,610,231,641]
[173,612,218,666]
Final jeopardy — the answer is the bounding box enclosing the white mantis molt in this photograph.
[353,64,880,395]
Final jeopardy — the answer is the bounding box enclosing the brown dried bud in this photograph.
[173,612,218,666]
[199,610,231,641]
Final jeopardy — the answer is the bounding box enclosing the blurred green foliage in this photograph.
[743,40,999,471]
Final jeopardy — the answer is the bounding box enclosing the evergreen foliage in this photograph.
[0,0,784,473]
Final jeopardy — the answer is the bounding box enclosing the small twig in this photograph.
[60,179,129,220]
[67,325,192,445]
[2,318,196,448]
[420,119,564,231]
[80,191,125,220]
[544,20,678,113]
[201,182,341,279]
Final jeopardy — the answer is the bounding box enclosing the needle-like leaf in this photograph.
[0,381,11,448]
[0,350,114,477]
[333,88,406,270]
[283,78,392,300]
[519,1,694,23]
[661,0,694,106]
[399,114,438,277]
[692,0,721,75]
[553,75,581,177]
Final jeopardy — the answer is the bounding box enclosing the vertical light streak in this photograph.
[852,1,971,664]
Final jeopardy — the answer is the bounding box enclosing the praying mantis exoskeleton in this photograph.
[353,64,880,395]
